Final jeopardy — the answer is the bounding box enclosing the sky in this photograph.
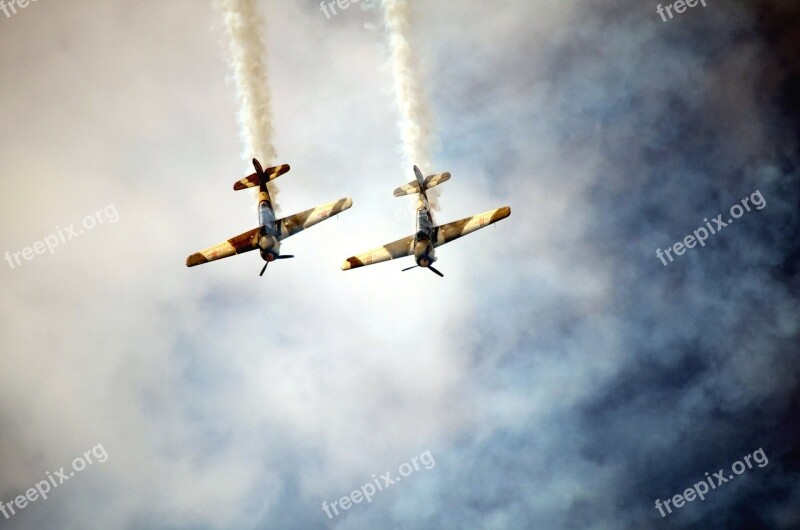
[0,1,798,529]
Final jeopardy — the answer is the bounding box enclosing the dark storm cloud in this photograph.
[331,1,799,529]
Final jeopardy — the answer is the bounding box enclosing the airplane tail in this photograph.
[393,166,451,197]
[233,159,290,191]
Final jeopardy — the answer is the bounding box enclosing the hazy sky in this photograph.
[1,1,798,529]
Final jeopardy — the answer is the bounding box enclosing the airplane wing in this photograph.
[433,206,511,247]
[276,197,353,241]
[186,227,260,267]
[341,234,416,270]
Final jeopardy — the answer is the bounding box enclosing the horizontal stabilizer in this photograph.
[277,197,353,240]
[233,164,291,191]
[393,172,451,197]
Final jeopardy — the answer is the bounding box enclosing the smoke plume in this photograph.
[381,0,438,209]
[217,0,278,201]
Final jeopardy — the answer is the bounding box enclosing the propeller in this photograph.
[401,264,444,277]
[428,265,444,277]
[259,255,295,276]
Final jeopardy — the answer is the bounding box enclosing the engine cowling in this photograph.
[414,239,434,267]
[259,234,281,261]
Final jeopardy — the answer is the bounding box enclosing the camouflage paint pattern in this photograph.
[342,166,510,273]
[187,159,352,270]
[233,164,290,191]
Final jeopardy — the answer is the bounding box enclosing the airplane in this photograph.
[341,165,510,277]
[187,159,353,276]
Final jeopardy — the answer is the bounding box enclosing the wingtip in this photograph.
[341,256,363,271]
[336,197,354,211]
[186,253,208,267]
[271,163,291,177]
[493,205,511,220]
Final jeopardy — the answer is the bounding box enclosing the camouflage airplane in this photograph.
[187,159,353,276]
[341,165,510,277]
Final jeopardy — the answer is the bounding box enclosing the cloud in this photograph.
[0,1,797,529]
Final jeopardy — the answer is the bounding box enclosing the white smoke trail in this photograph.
[217,0,278,201]
[381,0,438,210]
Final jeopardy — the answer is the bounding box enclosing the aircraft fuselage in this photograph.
[414,204,435,268]
[258,182,281,262]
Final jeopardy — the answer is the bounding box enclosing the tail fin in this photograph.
[233,159,290,191]
[414,165,426,187]
[393,169,451,197]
